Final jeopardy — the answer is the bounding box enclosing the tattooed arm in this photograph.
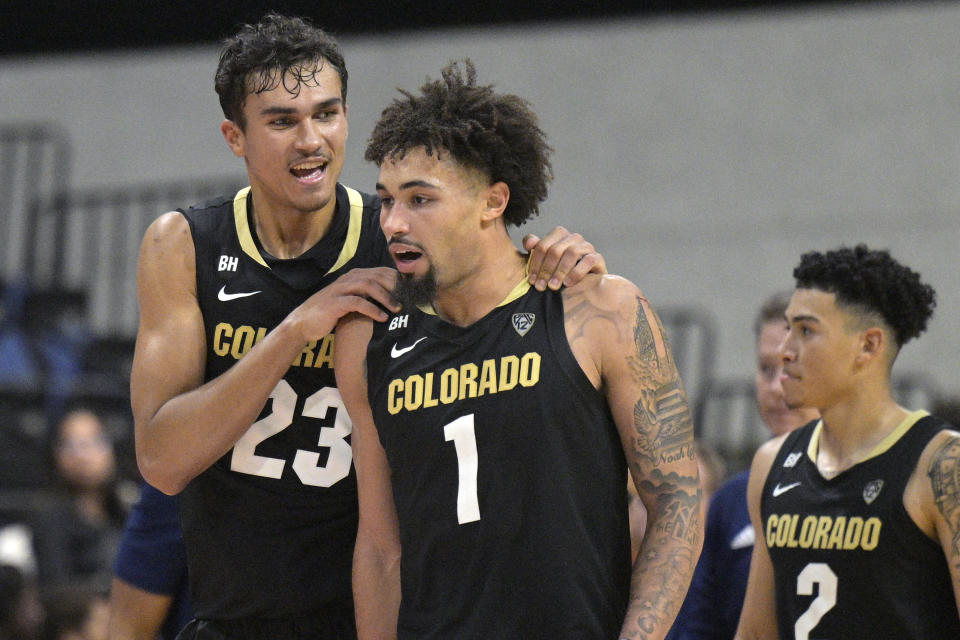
[915,429,960,613]
[564,275,703,640]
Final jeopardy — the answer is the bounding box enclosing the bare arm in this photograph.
[733,438,783,640]
[918,430,960,614]
[522,225,607,290]
[334,313,402,639]
[132,212,399,494]
[565,276,702,640]
[107,577,174,640]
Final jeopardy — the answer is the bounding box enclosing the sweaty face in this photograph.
[780,288,863,412]
[377,148,489,305]
[755,320,819,437]
[223,62,348,218]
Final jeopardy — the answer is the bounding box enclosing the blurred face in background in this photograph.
[55,410,115,490]
[755,320,819,437]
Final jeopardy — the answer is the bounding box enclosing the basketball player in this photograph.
[734,245,960,639]
[334,60,703,639]
[668,292,818,640]
[131,14,606,640]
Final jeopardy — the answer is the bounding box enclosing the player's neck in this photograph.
[248,190,338,259]
[816,389,907,476]
[432,244,528,327]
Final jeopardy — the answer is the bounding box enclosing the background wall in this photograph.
[2,1,957,395]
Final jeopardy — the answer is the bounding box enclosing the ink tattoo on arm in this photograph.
[929,435,960,565]
[623,296,701,638]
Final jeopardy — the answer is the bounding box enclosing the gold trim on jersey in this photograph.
[231,185,364,271]
[326,186,364,275]
[417,278,531,316]
[233,187,268,268]
[806,409,930,463]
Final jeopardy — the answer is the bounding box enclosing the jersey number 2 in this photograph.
[794,562,837,640]
[230,380,352,487]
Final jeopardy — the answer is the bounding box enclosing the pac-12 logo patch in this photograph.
[863,479,884,504]
[512,313,535,337]
[783,452,803,468]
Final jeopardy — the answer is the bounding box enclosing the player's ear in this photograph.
[481,181,509,222]
[857,326,885,364]
[221,119,245,158]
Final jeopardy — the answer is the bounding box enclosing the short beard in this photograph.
[393,268,438,309]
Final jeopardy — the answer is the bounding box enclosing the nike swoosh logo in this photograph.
[391,337,427,358]
[772,482,802,497]
[218,286,261,302]
[730,524,755,550]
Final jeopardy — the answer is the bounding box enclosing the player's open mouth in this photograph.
[390,244,424,272]
[290,160,327,182]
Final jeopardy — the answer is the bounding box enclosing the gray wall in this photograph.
[2,1,958,396]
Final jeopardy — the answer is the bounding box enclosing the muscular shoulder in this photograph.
[560,273,647,335]
[560,274,664,386]
[912,428,960,538]
[137,211,196,296]
[142,210,193,257]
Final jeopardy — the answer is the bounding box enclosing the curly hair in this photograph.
[364,59,552,227]
[793,244,936,347]
[214,13,347,129]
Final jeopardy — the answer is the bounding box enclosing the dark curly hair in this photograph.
[214,13,347,129]
[793,244,936,347]
[364,59,552,227]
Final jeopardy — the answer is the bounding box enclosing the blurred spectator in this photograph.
[667,292,819,640]
[108,482,190,640]
[0,564,43,640]
[32,407,132,595]
[40,585,109,640]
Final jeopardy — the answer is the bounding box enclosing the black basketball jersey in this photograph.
[179,184,387,620]
[762,411,960,640]
[366,282,631,639]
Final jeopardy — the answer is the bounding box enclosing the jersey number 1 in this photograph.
[445,414,481,524]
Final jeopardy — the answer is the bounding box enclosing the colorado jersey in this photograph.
[179,184,387,619]
[366,282,631,639]
[762,411,960,639]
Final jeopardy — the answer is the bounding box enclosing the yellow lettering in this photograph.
[230,325,257,359]
[423,372,438,408]
[827,517,846,550]
[296,340,317,367]
[498,355,519,391]
[404,375,424,412]
[861,517,882,550]
[798,516,817,548]
[213,323,232,357]
[478,360,498,396]
[766,515,778,547]
[812,516,832,549]
[459,363,479,399]
[785,514,800,548]
[843,517,864,550]
[775,515,792,546]
[387,379,404,415]
[313,335,335,369]
[440,369,458,404]
[520,352,541,386]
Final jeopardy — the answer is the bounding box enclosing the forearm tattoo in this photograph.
[929,435,960,560]
[622,297,701,638]
[628,299,694,467]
